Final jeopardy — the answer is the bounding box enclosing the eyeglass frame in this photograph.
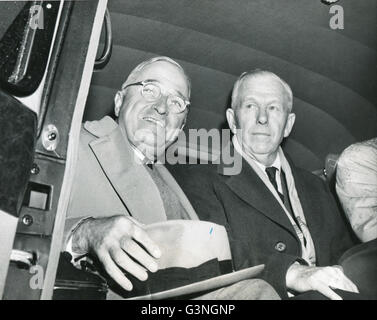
[121,79,190,114]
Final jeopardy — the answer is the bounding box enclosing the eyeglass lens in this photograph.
[141,83,185,112]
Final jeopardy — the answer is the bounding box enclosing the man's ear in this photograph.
[167,116,186,145]
[283,112,296,138]
[114,91,124,117]
[179,114,187,131]
[226,108,237,134]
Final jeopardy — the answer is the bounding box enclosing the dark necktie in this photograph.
[266,167,308,246]
[265,167,284,202]
[277,169,306,243]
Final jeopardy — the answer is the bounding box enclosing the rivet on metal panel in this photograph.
[42,124,60,152]
[22,214,33,226]
[30,163,40,175]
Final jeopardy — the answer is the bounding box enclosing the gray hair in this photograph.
[121,56,191,98]
[231,69,293,111]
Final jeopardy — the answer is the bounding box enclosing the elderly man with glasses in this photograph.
[63,57,279,300]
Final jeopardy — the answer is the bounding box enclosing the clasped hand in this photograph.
[286,263,359,300]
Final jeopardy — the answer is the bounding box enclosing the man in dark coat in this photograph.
[169,70,361,299]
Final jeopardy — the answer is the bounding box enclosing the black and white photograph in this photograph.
[0,0,376,308]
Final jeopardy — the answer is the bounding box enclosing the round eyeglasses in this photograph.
[122,80,190,114]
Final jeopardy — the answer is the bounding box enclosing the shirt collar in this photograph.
[119,125,155,165]
[129,143,153,165]
[232,135,281,172]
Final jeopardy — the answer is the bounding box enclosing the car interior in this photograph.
[0,0,376,300]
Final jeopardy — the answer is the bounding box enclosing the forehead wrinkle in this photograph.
[136,62,189,97]
[141,79,184,97]
[240,81,287,108]
[239,96,258,105]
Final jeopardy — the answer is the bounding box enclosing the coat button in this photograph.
[274,242,286,252]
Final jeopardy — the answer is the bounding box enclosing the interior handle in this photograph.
[10,249,35,267]
[94,8,112,71]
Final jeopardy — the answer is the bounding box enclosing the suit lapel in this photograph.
[219,152,297,236]
[88,124,167,224]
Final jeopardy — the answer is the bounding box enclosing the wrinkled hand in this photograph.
[72,215,161,291]
[286,263,359,300]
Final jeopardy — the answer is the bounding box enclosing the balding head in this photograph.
[121,56,191,98]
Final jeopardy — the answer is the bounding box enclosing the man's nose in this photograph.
[256,107,268,124]
[152,96,168,115]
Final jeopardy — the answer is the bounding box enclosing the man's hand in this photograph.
[72,215,161,291]
[286,263,359,300]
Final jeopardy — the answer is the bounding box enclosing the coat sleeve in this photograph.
[262,253,308,299]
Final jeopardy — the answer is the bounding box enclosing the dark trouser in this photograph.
[340,238,377,300]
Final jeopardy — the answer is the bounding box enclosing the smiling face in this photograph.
[115,61,189,160]
[227,73,296,166]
